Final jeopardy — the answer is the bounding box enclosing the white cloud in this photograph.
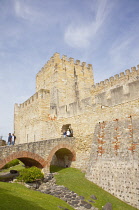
[64,25,91,48]
[64,0,114,48]
[108,27,139,74]
[94,0,109,32]
[13,0,42,22]
[109,37,133,64]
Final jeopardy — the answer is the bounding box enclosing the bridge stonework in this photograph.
[0,138,76,173]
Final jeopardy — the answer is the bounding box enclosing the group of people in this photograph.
[63,128,73,137]
[8,133,16,145]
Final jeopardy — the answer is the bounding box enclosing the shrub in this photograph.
[3,159,20,169]
[16,166,44,183]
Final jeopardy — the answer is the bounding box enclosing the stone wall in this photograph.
[14,89,50,143]
[86,119,139,209]
[36,53,94,113]
[95,79,139,107]
[92,65,139,95]
[0,140,6,146]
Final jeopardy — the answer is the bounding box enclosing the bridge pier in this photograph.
[42,166,50,176]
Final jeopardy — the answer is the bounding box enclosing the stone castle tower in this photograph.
[14,53,94,143]
[36,53,94,116]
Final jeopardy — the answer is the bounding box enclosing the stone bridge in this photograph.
[0,137,76,174]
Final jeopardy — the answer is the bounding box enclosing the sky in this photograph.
[0,0,139,141]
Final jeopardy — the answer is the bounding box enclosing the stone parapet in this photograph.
[17,89,50,109]
[0,140,6,146]
[0,137,76,170]
[92,64,139,94]
[95,79,139,107]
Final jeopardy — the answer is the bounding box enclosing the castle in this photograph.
[14,53,139,208]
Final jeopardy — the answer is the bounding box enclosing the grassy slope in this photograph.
[0,162,25,181]
[0,161,24,173]
[0,165,138,210]
[0,182,74,210]
[53,167,138,210]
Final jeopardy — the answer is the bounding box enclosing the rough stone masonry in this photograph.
[12,53,139,209]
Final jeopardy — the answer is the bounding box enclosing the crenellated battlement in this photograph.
[36,53,93,78]
[16,89,50,109]
[36,53,94,100]
[92,64,139,93]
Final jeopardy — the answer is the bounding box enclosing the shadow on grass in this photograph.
[0,187,45,210]
[0,173,19,182]
[50,165,66,173]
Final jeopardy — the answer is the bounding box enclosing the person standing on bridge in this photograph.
[12,133,16,145]
[8,133,12,145]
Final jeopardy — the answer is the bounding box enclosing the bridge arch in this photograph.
[46,143,76,168]
[1,151,46,169]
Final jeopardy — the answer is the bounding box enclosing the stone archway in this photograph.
[1,151,47,169]
[47,144,76,168]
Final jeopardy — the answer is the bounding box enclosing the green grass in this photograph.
[53,167,137,210]
[0,161,24,173]
[0,165,138,210]
[2,159,20,169]
[0,182,75,210]
[0,162,25,181]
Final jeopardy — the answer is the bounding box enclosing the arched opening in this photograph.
[1,159,24,170]
[0,151,46,170]
[50,147,75,168]
[61,124,73,137]
[18,158,43,168]
[0,156,45,182]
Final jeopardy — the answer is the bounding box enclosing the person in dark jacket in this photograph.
[8,133,12,145]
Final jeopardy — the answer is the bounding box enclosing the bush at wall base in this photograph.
[16,166,44,183]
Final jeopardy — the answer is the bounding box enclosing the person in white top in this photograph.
[12,133,16,145]
[66,129,71,137]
